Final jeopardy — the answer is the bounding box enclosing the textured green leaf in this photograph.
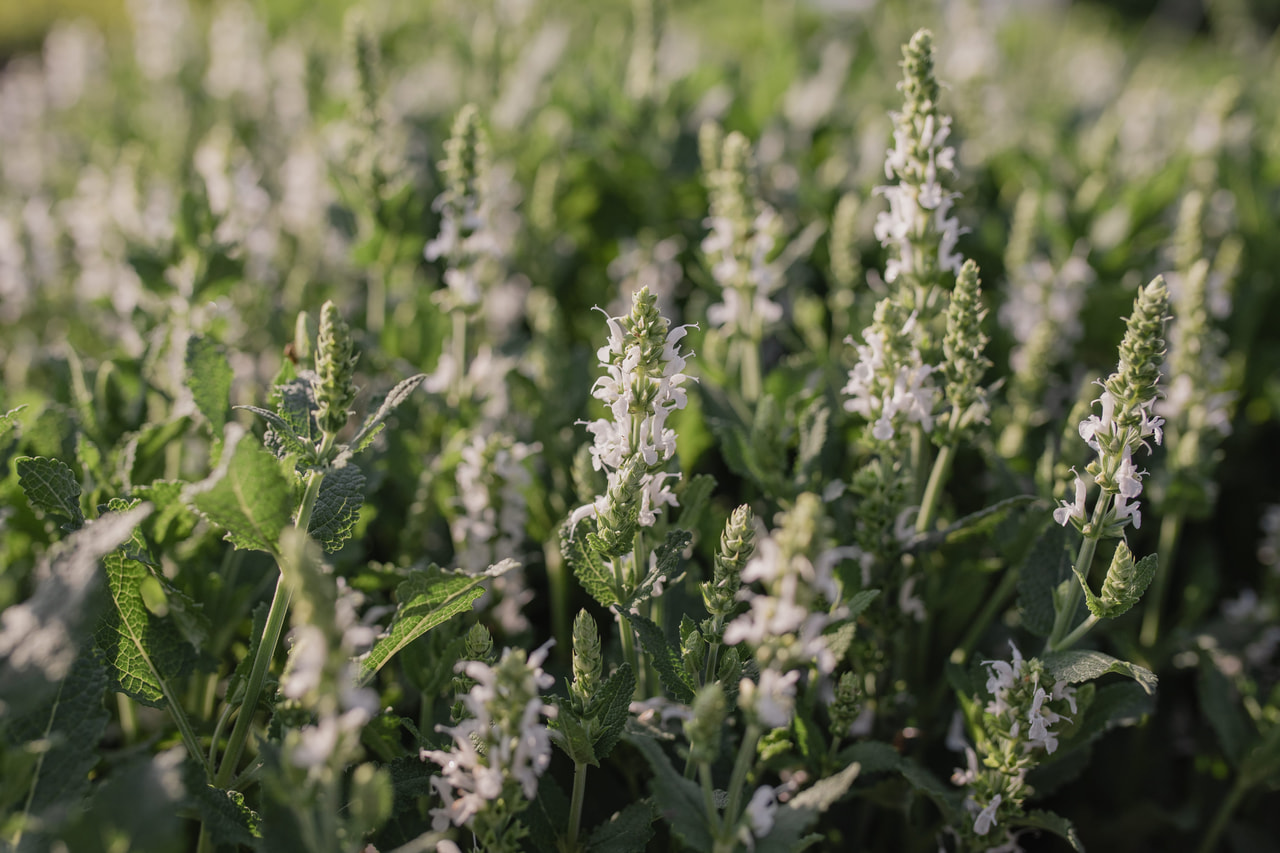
[1017,522,1072,637]
[1197,656,1250,766]
[185,336,234,439]
[239,404,315,461]
[0,504,150,716]
[587,799,657,853]
[846,589,880,621]
[308,463,365,553]
[74,432,107,491]
[588,663,636,761]
[1014,809,1084,852]
[837,740,958,815]
[1041,649,1157,695]
[132,480,201,546]
[756,762,860,853]
[793,398,829,487]
[551,705,599,766]
[187,427,295,553]
[359,563,513,683]
[341,373,426,461]
[630,528,692,608]
[5,649,109,848]
[0,404,26,440]
[629,733,712,850]
[183,758,261,847]
[94,503,203,708]
[562,522,618,608]
[623,612,696,704]
[15,456,84,530]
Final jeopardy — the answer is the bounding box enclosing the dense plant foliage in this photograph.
[2,1,1279,852]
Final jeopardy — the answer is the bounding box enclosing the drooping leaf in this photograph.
[562,522,618,608]
[15,455,84,530]
[756,762,860,853]
[587,799,657,853]
[1017,522,1072,637]
[1197,656,1250,766]
[308,463,365,553]
[183,758,261,848]
[359,562,515,683]
[94,501,203,708]
[1014,809,1084,852]
[622,611,695,704]
[4,648,109,848]
[1041,649,1157,696]
[629,733,712,850]
[588,662,636,761]
[0,504,150,717]
[185,336,234,440]
[186,426,295,554]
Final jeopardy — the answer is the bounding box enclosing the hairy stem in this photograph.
[916,441,955,534]
[1046,495,1111,652]
[567,759,588,851]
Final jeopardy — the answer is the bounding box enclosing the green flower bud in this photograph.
[829,672,863,739]
[1102,277,1170,427]
[940,259,992,442]
[684,682,727,765]
[711,504,755,593]
[571,610,603,711]
[344,11,383,123]
[464,622,494,662]
[830,192,862,291]
[900,29,940,126]
[1085,541,1158,619]
[314,301,359,435]
[440,104,488,236]
[586,455,644,558]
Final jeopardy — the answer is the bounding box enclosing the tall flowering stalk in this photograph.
[1048,277,1170,651]
[875,28,964,311]
[699,123,784,404]
[567,286,693,680]
[421,644,556,852]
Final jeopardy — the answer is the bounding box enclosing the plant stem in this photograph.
[916,442,954,534]
[214,466,327,788]
[699,762,722,839]
[1056,613,1101,651]
[1139,511,1183,649]
[1197,775,1248,853]
[720,722,761,843]
[1046,496,1111,652]
[567,760,588,851]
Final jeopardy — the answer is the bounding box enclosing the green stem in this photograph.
[910,426,929,505]
[916,442,955,534]
[450,309,468,407]
[567,760,589,851]
[720,723,761,843]
[1046,495,1111,652]
[1139,511,1183,650]
[1197,775,1248,853]
[1056,613,1101,651]
[699,762,722,840]
[214,466,327,788]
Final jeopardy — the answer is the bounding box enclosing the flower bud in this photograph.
[314,301,359,435]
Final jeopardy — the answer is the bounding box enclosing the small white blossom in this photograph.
[973,793,1001,836]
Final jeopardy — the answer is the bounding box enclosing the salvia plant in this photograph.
[1,2,1278,853]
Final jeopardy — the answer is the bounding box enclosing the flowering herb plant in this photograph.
[1,2,1278,853]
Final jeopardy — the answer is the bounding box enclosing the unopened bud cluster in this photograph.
[314,300,359,435]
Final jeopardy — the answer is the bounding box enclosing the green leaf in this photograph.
[358,562,514,683]
[562,522,618,608]
[675,474,717,532]
[845,589,881,621]
[588,662,636,761]
[15,456,84,530]
[183,758,261,848]
[308,463,365,553]
[1197,656,1250,766]
[1014,809,1084,852]
[622,612,695,704]
[836,740,959,815]
[94,503,203,708]
[4,649,109,846]
[756,762,860,853]
[629,528,692,608]
[186,427,295,554]
[185,336,234,440]
[587,799,657,853]
[340,373,426,462]
[629,733,712,850]
[0,504,150,717]
[0,404,27,440]
[132,480,200,546]
[793,398,829,489]
[1239,722,1280,789]
[1041,649,1158,696]
[1017,522,1072,637]
[905,495,1042,554]
[239,405,315,462]
[551,705,599,766]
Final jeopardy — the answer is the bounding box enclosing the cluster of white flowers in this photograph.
[568,288,693,534]
[421,644,556,832]
[982,643,1078,756]
[1000,249,1094,375]
[842,301,939,442]
[874,30,964,286]
[703,206,785,333]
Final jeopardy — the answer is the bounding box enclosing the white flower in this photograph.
[752,668,800,728]
[974,793,1002,836]
[1115,447,1144,499]
[1054,474,1088,527]
[745,785,778,838]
